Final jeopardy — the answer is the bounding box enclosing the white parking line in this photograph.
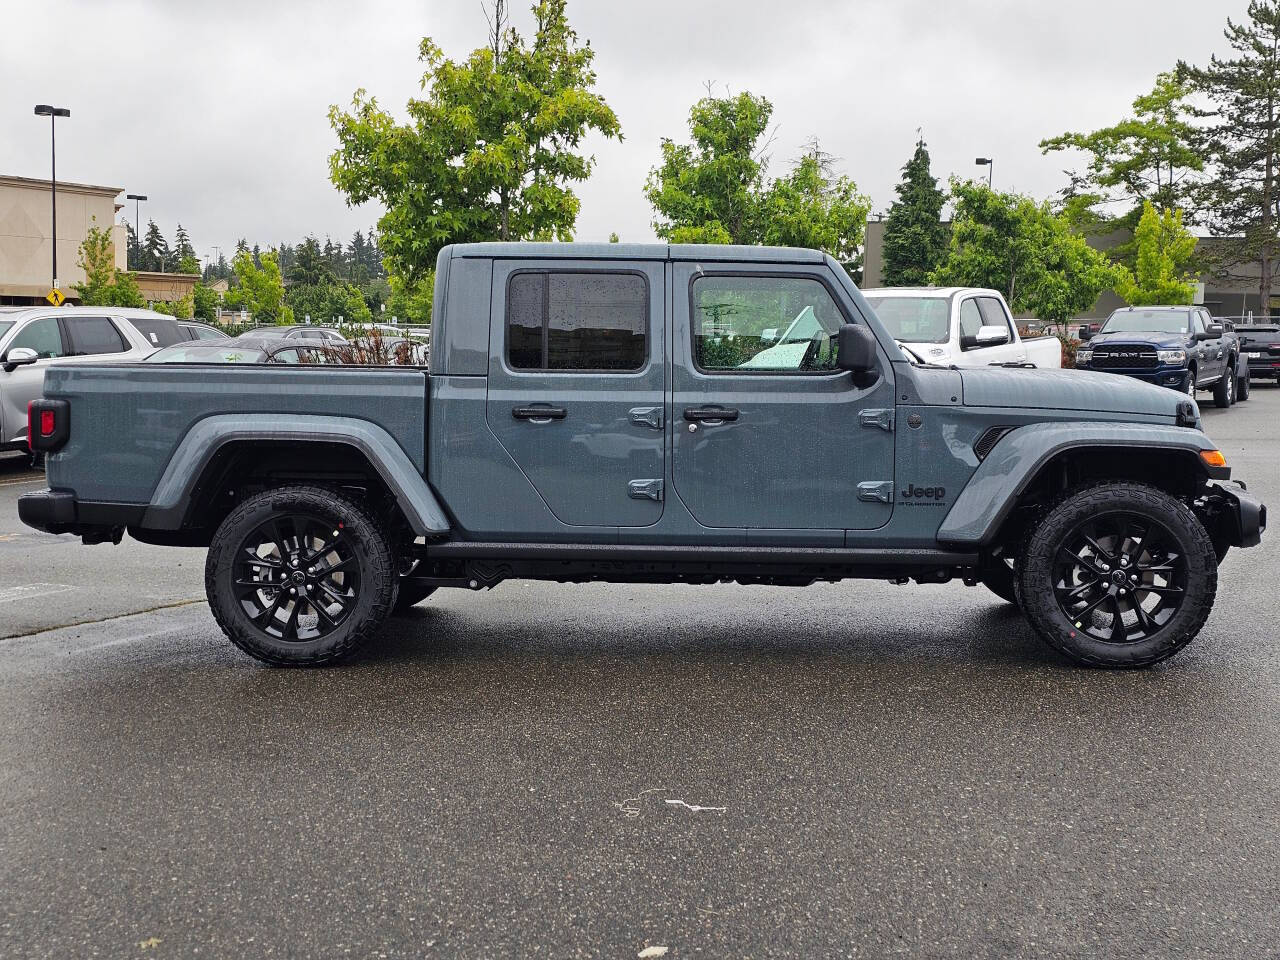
[0,582,75,604]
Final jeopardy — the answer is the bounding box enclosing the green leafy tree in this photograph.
[223,249,293,324]
[645,91,773,244]
[329,0,620,289]
[1041,72,1204,233]
[287,281,373,326]
[758,142,870,274]
[1114,202,1198,305]
[931,180,1124,322]
[1181,1,1280,317]
[151,293,194,319]
[71,221,145,307]
[386,272,435,324]
[646,94,869,269]
[881,138,949,285]
[177,254,201,275]
[192,282,219,322]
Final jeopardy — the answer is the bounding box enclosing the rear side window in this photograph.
[507,272,647,372]
[64,316,128,355]
[128,316,187,348]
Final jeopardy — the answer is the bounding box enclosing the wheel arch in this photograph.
[938,423,1219,551]
[136,415,450,543]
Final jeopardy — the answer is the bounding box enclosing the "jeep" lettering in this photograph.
[900,483,946,500]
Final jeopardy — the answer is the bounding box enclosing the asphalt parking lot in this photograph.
[1,386,1277,959]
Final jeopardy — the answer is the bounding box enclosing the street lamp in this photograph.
[34,104,71,292]
[125,193,147,269]
[974,156,993,188]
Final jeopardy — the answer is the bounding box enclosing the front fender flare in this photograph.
[140,414,450,536]
[936,422,1217,548]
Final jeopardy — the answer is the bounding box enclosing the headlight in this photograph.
[1157,349,1187,364]
[1076,349,1092,363]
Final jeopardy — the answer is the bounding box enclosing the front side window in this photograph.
[958,299,983,340]
[9,317,64,359]
[692,275,846,372]
[507,272,647,372]
[65,316,128,356]
[977,297,1011,332]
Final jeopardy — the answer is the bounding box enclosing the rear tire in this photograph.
[1213,367,1234,407]
[205,485,398,665]
[1237,366,1251,401]
[1017,482,1217,668]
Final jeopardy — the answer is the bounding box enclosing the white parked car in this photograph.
[0,306,190,454]
[861,287,1062,368]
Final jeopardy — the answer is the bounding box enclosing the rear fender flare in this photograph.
[937,422,1217,548]
[140,414,449,536]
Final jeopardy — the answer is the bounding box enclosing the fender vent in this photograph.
[974,425,1015,461]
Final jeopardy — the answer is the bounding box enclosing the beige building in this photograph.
[0,174,128,304]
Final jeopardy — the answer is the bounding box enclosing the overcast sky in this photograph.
[0,0,1240,264]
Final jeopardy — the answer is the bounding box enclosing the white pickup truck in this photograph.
[861,287,1062,368]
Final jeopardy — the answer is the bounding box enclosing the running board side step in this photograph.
[422,541,979,567]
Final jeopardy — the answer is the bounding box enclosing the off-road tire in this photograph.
[1017,481,1217,668]
[1237,367,1251,401]
[1213,366,1234,407]
[206,485,398,665]
[393,582,438,614]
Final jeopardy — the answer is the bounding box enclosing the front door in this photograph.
[670,265,895,530]
[485,259,666,527]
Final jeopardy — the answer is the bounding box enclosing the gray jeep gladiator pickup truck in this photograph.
[19,243,1266,668]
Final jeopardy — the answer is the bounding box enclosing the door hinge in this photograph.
[629,406,664,430]
[856,480,895,504]
[859,408,895,432]
[628,478,664,502]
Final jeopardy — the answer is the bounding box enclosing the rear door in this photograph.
[485,259,666,527]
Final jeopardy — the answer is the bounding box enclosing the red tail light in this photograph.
[27,399,69,452]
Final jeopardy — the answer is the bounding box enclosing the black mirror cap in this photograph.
[837,324,878,374]
[1206,323,1224,338]
[1194,330,1211,342]
[1078,328,1094,341]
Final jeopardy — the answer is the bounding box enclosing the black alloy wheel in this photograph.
[1051,513,1186,645]
[206,485,397,665]
[233,514,360,643]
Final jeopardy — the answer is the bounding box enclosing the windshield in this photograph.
[1101,310,1190,334]
[864,296,950,344]
[146,344,268,363]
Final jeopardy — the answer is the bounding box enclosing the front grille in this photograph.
[1091,347,1159,369]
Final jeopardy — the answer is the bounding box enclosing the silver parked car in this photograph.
[0,306,191,453]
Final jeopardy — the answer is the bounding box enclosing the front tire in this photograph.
[205,485,398,665]
[1017,482,1217,668]
[1237,366,1251,401]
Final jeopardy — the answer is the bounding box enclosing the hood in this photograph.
[1088,330,1190,349]
[959,367,1186,419]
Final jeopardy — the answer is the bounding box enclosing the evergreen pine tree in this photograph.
[1182,0,1280,317]
[881,138,948,286]
[142,220,170,272]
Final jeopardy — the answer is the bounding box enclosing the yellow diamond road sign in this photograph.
[46,288,65,307]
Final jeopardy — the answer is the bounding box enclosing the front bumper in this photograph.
[1078,365,1192,391]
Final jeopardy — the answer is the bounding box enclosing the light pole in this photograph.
[34,104,71,291]
[125,193,147,269]
[974,156,993,189]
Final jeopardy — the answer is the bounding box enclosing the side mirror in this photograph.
[1194,330,1211,342]
[975,324,1010,346]
[1206,323,1224,338]
[836,324,878,375]
[1078,328,1094,341]
[2,347,38,373]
